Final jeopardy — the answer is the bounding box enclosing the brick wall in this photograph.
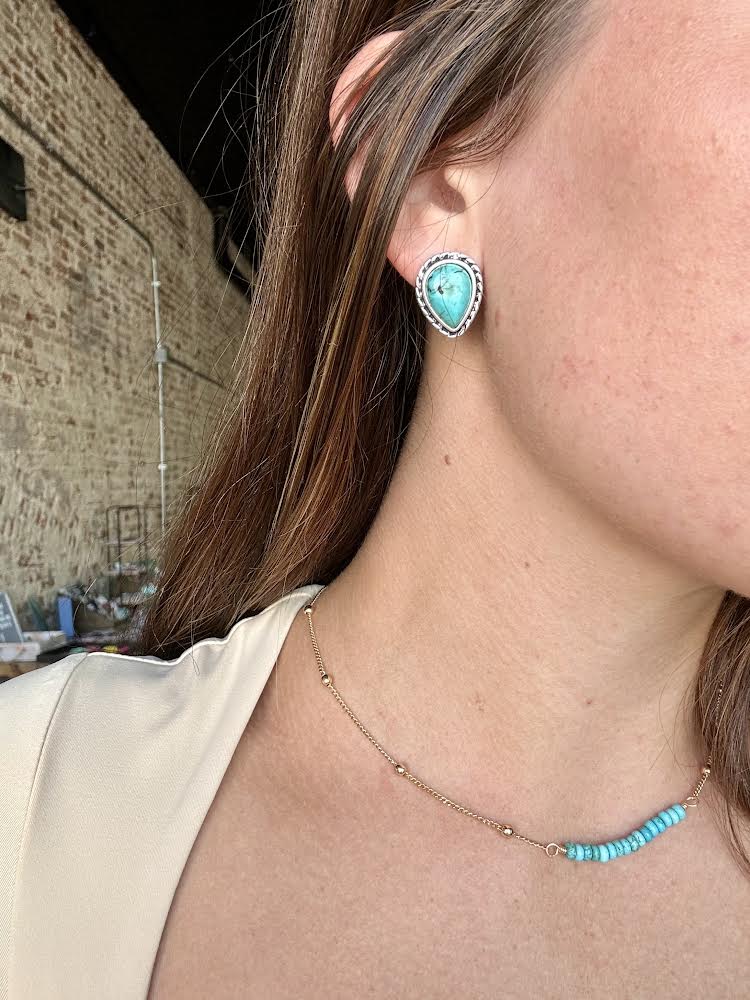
[0,0,250,618]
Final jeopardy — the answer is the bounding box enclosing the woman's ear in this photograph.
[329,31,403,201]
[329,31,481,289]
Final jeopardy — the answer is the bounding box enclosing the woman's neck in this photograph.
[290,336,725,840]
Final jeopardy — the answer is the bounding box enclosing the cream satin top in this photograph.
[0,582,324,1000]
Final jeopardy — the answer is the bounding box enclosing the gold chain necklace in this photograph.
[303,586,722,863]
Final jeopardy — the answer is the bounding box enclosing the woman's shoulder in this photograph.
[0,582,322,997]
[1,581,323,756]
[1,583,314,752]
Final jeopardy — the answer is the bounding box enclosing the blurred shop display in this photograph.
[1,504,161,682]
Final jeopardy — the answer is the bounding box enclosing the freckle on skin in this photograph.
[717,519,741,539]
[444,453,451,465]
[558,353,597,391]
[558,354,575,390]
[523,560,530,568]
[585,698,593,706]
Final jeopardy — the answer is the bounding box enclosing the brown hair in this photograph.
[135,0,750,874]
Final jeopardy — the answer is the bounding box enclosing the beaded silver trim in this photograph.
[414,251,484,338]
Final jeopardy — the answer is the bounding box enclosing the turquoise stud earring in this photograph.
[415,251,483,338]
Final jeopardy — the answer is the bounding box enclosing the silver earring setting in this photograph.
[415,251,483,338]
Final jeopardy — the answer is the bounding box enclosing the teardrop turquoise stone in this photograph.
[425,263,473,330]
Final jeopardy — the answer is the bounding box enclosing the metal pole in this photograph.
[151,255,167,538]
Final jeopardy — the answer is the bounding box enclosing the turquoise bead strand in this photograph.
[563,803,688,862]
